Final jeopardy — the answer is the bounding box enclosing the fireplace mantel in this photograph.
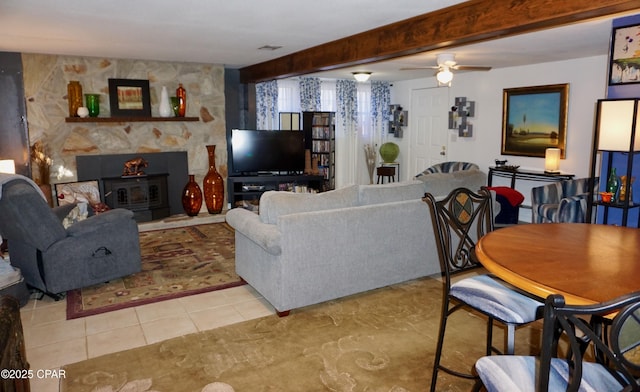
[65,116,199,123]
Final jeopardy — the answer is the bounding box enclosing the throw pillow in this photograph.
[61,202,89,228]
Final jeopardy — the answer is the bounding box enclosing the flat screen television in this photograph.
[230,129,305,175]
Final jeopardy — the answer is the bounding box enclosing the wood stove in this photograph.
[76,152,188,222]
[102,173,169,222]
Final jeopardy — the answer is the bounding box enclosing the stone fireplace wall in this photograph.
[21,53,227,211]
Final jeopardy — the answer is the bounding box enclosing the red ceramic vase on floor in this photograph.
[203,145,224,214]
[181,174,203,216]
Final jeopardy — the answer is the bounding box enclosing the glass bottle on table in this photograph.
[607,167,620,202]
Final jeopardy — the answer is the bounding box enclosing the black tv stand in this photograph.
[228,174,325,209]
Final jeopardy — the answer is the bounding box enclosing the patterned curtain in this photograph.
[371,81,391,143]
[334,79,359,187]
[299,77,321,112]
[336,79,358,130]
[256,80,278,130]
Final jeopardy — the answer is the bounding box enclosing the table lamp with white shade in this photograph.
[544,148,561,174]
[0,159,16,174]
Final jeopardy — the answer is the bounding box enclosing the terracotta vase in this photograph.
[181,174,202,216]
[203,145,224,214]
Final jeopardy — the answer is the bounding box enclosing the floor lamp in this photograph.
[587,99,640,226]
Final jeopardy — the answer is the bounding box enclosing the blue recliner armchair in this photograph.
[531,178,598,223]
[0,174,142,298]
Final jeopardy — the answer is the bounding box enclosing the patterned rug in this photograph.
[60,277,543,392]
[66,222,244,319]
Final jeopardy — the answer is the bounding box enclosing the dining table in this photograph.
[475,223,640,306]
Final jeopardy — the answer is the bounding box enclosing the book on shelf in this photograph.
[311,114,331,126]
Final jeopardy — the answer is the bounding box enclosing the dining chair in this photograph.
[423,187,544,392]
[475,291,640,391]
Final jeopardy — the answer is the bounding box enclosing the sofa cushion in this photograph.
[358,181,425,206]
[416,169,487,197]
[259,185,359,224]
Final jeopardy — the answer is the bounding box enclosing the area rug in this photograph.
[61,277,542,392]
[66,222,244,320]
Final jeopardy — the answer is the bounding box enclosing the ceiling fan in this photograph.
[401,53,492,85]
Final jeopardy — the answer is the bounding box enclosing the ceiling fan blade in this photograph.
[400,66,439,70]
[452,65,492,71]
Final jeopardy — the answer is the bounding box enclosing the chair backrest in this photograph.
[0,178,66,251]
[538,292,640,391]
[420,161,479,175]
[560,177,592,196]
[423,187,494,286]
[531,182,563,206]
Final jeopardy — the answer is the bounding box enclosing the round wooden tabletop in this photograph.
[476,223,640,305]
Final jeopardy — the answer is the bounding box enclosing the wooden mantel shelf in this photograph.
[65,116,199,123]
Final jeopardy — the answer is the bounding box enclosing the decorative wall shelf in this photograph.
[65,116,199,123]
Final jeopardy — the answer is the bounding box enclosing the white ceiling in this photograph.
[0,0,635,82]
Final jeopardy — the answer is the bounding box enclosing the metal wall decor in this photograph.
[449,97,475,137]
[388,104,407,138]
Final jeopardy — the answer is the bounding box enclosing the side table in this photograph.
[488,166,574,188]
[380,162,400,182]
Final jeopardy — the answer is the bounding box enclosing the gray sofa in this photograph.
[225,169,487,315]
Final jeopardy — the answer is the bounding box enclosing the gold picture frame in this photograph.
[501,84,569,158]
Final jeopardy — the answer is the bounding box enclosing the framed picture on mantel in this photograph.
[108,78,152,117]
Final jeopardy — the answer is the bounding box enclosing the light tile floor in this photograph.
[19,212,276,392]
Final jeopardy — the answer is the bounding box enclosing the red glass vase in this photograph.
[203,145,224,214]
[176,83,186,117]
[181,174,202,216]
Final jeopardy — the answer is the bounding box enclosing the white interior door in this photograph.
[409,87,449,176]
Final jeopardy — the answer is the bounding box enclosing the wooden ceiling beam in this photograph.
[239,0,639,83]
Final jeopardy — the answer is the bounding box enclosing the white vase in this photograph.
[159,86,172,117]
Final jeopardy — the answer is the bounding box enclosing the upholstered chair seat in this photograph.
[476,355,623,392]
[475,292,640,391]
[451,274,542,324]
